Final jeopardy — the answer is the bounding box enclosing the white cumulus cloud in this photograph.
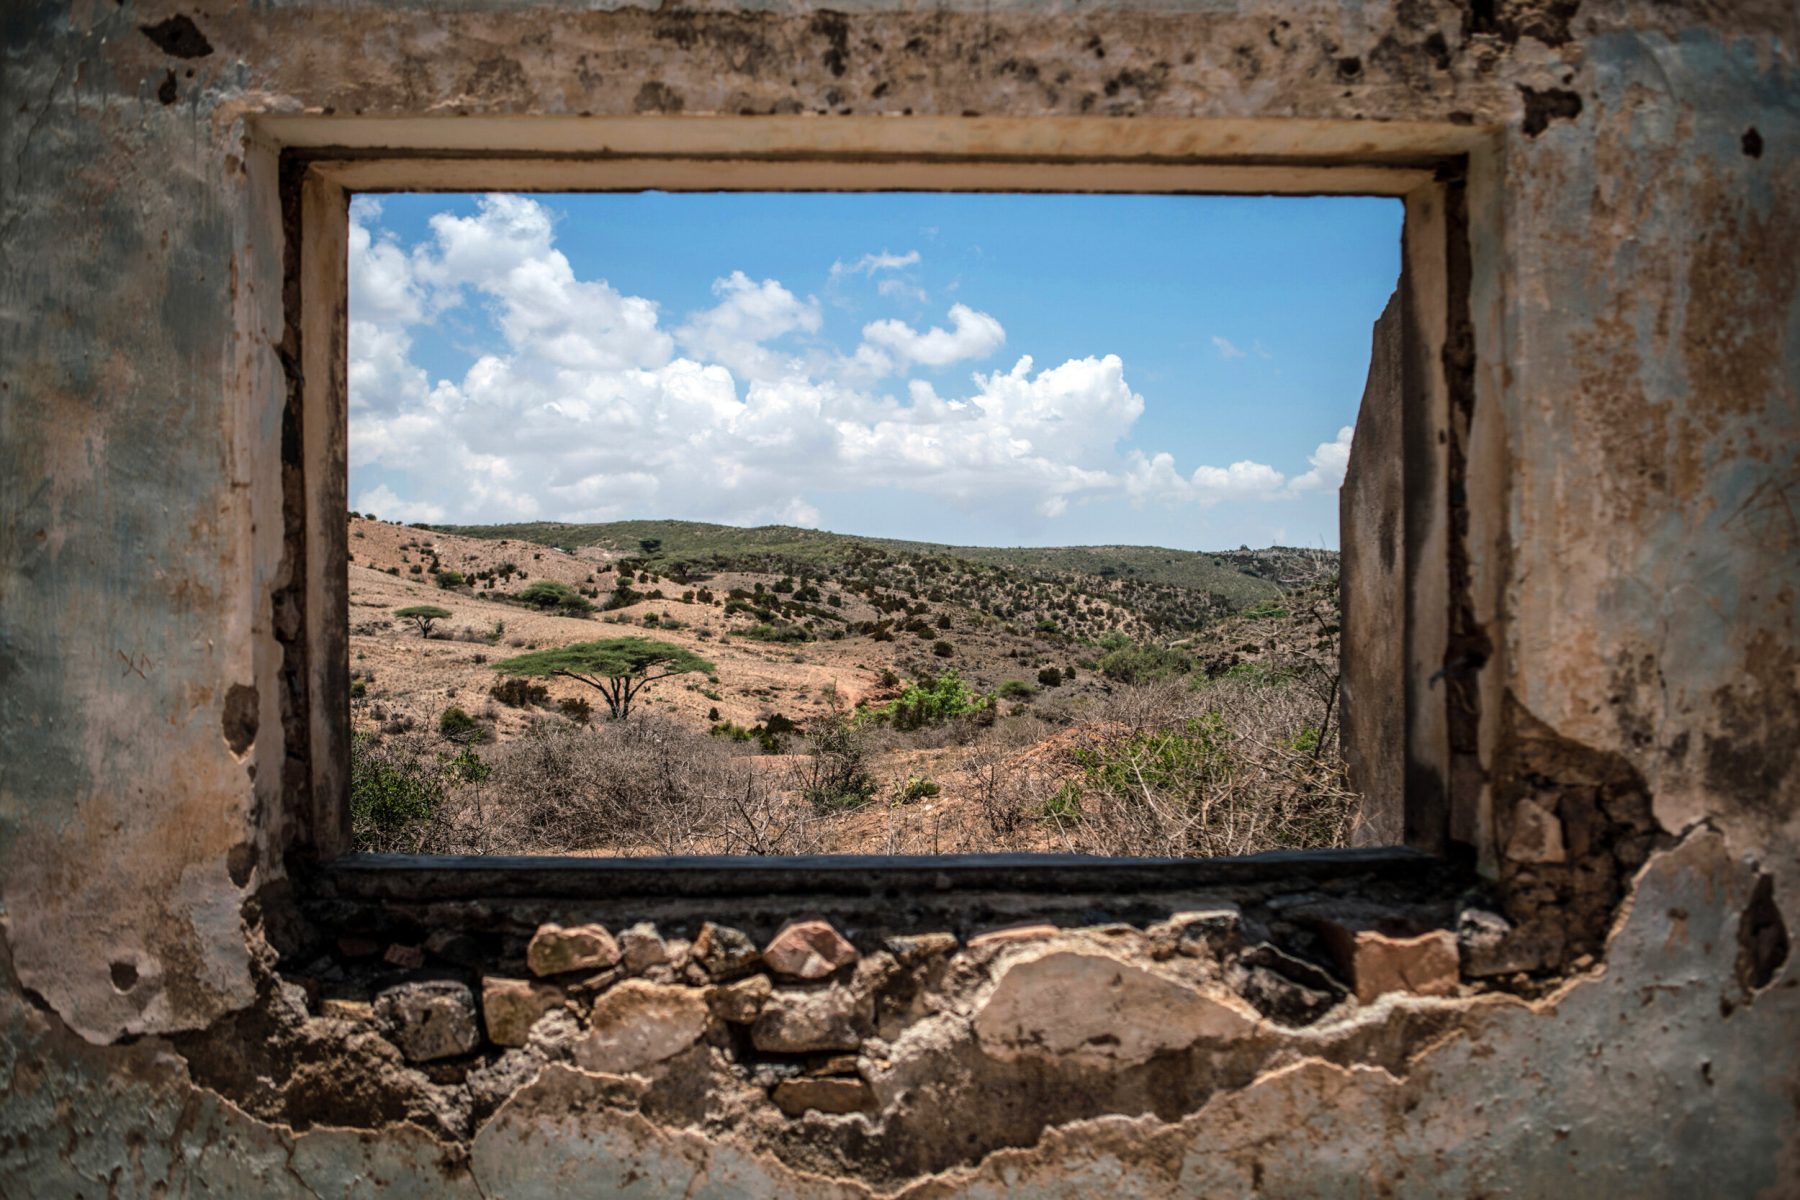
[345,194,1352,533]
[1290,425,1355,492]
[860,303,1006,370]
[676,271,822,384]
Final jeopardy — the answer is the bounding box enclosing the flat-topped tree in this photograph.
[395,605,451,638]
[494,637,713,720]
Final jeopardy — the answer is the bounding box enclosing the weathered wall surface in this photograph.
[3,1,1796,1194]
[1340,291,1405,847]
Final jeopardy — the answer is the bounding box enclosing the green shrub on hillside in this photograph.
[866,671,992,731]
[438,706,482,744]
[1096,639,1193,685]
[490,677,550,708]
[744,621,809,643]
[709,711,796,754]
[518,580,594,615]
[800,707,877,810]
[1042,780,1082,821]
[893,775,941,803]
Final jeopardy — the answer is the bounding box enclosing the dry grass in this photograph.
[354,669,1356,859]
[345,516,1358,859]
[389,717,825,856]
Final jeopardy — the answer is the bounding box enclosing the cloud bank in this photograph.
[348,195,1351,532]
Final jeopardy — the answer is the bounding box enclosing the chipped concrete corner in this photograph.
[2,1,1795,1195]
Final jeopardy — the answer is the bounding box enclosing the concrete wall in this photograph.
[3,1,1797,1194]
[1340,291,1405,847]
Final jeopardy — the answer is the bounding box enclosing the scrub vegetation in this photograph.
[346,514,1354,856]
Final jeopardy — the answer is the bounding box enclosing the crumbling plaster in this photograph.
[1,1,1796,1194]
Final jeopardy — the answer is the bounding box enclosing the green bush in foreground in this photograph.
[865,670,992,731]
[349,733,492,853]
[1072,712,1232,803]
[349,732,443,851]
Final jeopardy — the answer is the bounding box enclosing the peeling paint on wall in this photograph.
[1,1,1796,1193]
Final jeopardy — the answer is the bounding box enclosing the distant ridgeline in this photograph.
[421,519,1338,636]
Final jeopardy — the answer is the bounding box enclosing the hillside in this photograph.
[346,514,1115,748]
[419,517,1332,638]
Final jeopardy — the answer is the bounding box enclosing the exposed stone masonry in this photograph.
[140,856,1578,1183]
[3,0,1796,1192]
[146,829,1776,1190]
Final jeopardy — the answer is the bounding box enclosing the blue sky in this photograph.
[347,192,1400,550]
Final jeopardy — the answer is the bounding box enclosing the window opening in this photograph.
[339,190,1407,860]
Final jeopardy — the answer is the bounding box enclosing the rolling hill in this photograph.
[417,518,1334,638]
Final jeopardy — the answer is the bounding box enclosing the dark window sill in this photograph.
[315,846,1438,903]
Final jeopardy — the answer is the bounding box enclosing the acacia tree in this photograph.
[395,605,451,638]
[494,637,713,720]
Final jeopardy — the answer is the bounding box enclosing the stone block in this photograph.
[1317,923,1460,1003]
[319,998,375,1024]
[763,919,858,980]
[708,974,773,1024]
[1507,797,1567,864]
[975,950,1260,1067]
[693,922,761,979]
[883,932,959,965]
[482,977,568,1048]
[373,980,480,1063]
[619,923,670,973]
[574,980,710,1074]
[967,923,1060,947]
[527,923,620,977]
[383,943,425,969]
[1152,907,1244,959]
[772,1076,875,1117]
[751,986,869,1053]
